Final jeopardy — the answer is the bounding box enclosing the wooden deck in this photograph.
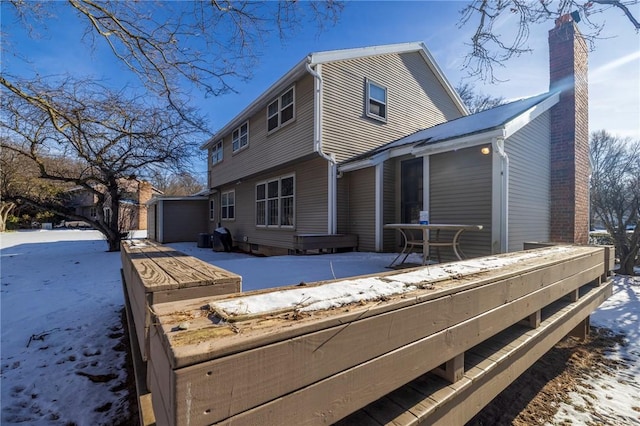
[120,240,241,363]
[125,244,613,426]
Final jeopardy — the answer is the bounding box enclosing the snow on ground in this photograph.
[550,274,640,425]
[1,230,638,425]
[1,230,128,425]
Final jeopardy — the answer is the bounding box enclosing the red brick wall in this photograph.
[548,21,590,244]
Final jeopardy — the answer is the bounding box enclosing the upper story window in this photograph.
[256,174,294,228]
[211,141,223,165]
[366,79,387,122]
[221,190,235,220]
[267,86,295,132]
[232,122,249,152]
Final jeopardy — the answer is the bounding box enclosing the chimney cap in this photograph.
[555,11,581,27]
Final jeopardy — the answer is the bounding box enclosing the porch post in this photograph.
[422,156,430,217]
[375,163,383,251]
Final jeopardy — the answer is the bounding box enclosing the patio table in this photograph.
[384,223,483,267]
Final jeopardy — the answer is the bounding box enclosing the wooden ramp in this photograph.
[137,245,613,426]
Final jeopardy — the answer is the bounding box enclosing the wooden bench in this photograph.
[293,233,358,253]
[145,245,612,426]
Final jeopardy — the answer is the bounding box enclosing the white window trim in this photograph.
[221,190,235,221]
[365,78,387,122]
[255,174,295,228]
[267,86,296,134]
[211,140,223,165]
[232,122,249,153]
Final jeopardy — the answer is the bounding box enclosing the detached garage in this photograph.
[147,196,210,243]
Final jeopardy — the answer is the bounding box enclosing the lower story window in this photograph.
[209,199,216,221]
[221,190,235,220]
[256,175,294,227]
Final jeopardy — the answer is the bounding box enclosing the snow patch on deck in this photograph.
[209,246,574,317]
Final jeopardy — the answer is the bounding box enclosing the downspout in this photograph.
[493,137,509,252]
[306,61,338,234]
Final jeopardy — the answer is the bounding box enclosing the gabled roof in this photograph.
[201,42,467,149]
[340,91,560,170]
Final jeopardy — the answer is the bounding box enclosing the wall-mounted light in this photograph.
[481,146,491,155]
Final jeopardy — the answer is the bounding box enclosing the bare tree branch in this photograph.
[458,0,639,82]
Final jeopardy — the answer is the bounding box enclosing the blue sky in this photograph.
[3,1,639,173]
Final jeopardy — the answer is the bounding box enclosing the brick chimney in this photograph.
[548,17,589,244]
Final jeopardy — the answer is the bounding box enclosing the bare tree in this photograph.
[456,82,506,113]
[0,78,202,250]
[1,1,342,248]
[590,130,640,275]
[458,0,640,82]
[152,171,206,196]
[0,138,70,231]
[3,1,343,123]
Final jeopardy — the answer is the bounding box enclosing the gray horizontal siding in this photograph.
[346,167,376,252]
[507,111,551,251]
[322,51,463,164]
[336,177,349,235]
[429,147,493,260]
[382,160,397,251]
[218,157,328,250]
[210,74,316,187]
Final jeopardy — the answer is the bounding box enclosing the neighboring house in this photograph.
[187,18,587,258]
[67,179,159,231]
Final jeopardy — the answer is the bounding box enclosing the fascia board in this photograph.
[339,158,375,173]
[411,129,505,156]
[147,196,209,205]
[309,42,424,64]
[388,145,415,159]
[503,92,560,138]
[339,150,390,173]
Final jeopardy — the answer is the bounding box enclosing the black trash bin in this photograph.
[197,233,212,248]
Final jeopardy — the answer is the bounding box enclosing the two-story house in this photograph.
[198,18,589,259]
[201,42,468,255]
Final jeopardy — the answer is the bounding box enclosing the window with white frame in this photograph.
[209,199,216,221]
[211,141,223,165]
[232,122,249,152]
[366,79,387,121]
[256,175,294,227]
[267,86,295,132]
[221,190,235,220]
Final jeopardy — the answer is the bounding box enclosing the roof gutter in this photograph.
[338,150,390,173]
[306,59,337,234]
[411,128,505,157]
